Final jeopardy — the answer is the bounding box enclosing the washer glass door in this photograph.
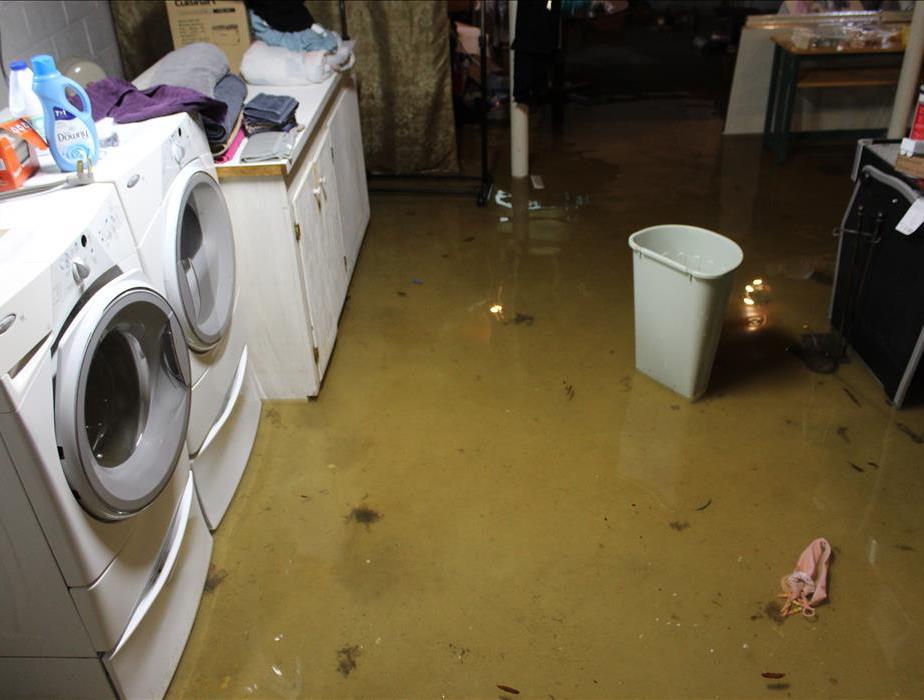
[173,169,235,352]
[57,286,191,520]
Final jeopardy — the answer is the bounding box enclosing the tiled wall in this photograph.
[0,0,123,110]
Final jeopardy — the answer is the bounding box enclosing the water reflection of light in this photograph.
[742,277,769,330]
[490,304,503,314]
[742,277,771,308]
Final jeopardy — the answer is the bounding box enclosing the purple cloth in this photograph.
[87,78,227,125]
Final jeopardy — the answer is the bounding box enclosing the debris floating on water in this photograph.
[204,564,228,593]
[347,506,382,526]
[896,422,924,444]
[842,387,861,406]
[513,312,534,325]
[336,645,360,677]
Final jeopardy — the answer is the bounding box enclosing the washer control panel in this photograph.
[50,192,137,329]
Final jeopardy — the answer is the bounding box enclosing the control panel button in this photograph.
[72,259,91,283]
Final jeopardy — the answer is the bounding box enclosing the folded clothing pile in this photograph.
[241,40,354,86]
[89,43,248,156]
[239,0,354,86]
[149,43,247,155]
[243,94,298,135]
[205,72,247,153]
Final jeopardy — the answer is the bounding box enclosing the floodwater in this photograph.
[168,102,924,699]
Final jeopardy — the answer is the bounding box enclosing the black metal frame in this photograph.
[763,42,900,162]
[342,0,493,207]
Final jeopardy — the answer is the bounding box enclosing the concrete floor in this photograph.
[168,101,924,699]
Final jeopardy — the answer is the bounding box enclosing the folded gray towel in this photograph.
[151,42,229,97]
[243,93,298,124]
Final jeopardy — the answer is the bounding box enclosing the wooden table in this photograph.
[763,36,904,162]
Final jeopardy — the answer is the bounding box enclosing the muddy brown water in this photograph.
[168,102,924,699]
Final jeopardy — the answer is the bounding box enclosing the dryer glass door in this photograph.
[57,286,191,520]
[173,169,235,352]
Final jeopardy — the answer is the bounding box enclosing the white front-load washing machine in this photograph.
[92,112,260,530]
[0,185,212,699]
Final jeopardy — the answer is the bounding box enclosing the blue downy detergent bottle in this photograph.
[31,55,98,172]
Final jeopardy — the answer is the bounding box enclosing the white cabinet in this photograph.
[290,127,347,380]
[329,86,370,278]
[217,74,369,399]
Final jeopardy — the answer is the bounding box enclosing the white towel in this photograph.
[240,41,354,86]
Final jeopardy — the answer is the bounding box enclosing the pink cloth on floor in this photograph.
[781,537,832,614]
[795,537,832,604]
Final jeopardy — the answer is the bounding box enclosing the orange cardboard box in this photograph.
[0,118,44,192]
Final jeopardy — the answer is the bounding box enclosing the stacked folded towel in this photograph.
[242,94,299,135]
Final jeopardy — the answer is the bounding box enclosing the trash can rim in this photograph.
[628,224,743,280]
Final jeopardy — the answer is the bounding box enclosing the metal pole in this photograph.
[339,0,349,41]
[510,0,529,178]
[480,0,488,185]
[888,2,924,139]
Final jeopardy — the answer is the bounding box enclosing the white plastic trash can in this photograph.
[628,224,743,400]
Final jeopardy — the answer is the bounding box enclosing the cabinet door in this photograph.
[290,129,348,380]
[329,78,370,279]
[317,125,346,308]
[222,178,319,398]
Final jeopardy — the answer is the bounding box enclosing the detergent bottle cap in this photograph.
[9,61,27,71]
[31,55,60,78]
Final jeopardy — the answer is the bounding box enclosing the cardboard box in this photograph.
[165,1,251,73]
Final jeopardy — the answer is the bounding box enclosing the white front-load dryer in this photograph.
[0,185,212,699]
[92,113,260,530]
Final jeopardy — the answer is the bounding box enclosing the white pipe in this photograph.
[888,3,924,139]
[509,0,529,178]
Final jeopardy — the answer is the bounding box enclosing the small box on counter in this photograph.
[0,118,45,192]
[164,1,251,73]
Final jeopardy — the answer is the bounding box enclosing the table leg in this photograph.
[763,44,782,149]
[775,53,800,162]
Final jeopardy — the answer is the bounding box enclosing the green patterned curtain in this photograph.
[108,1,173,80]
[110,0,459,174]
[309,0,459,174]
